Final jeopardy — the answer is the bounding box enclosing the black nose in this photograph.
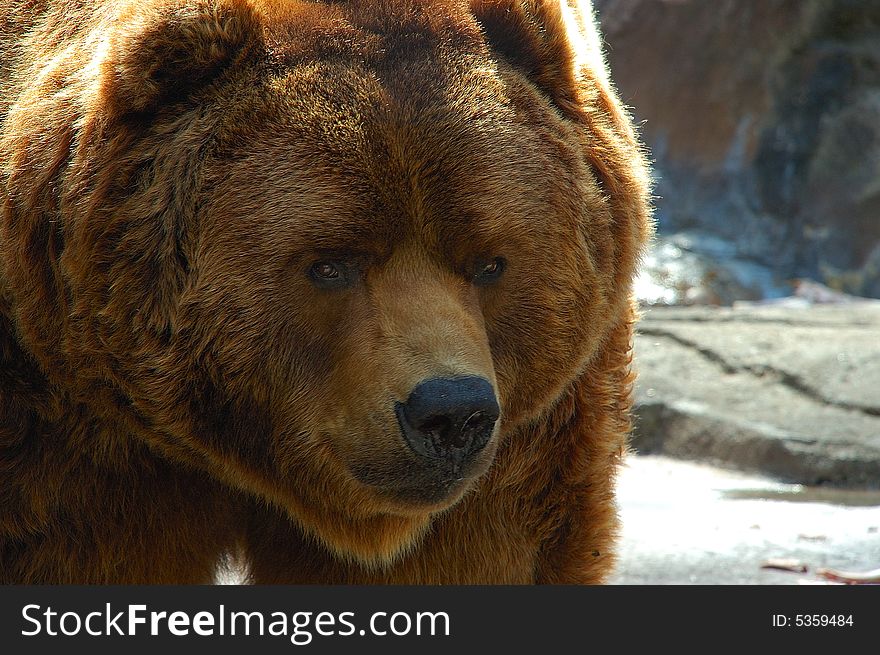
[395,376,500,462]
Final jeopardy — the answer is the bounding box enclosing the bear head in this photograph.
[0,0,650,563]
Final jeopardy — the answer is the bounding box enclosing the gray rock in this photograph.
[630,304,880,487]
[596,0,880,299]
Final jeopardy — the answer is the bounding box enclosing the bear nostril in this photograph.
[455,411,496,449]
[417,415,454,447]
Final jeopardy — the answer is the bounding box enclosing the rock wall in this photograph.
[596,0,880,298]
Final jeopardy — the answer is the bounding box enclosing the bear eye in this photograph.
[473,257,506,286]
[308,261,353,289]
[312,262,339,279]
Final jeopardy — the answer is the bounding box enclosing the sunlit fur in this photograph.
[0,0,651,583]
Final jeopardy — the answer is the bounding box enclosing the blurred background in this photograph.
[593,0,880,584]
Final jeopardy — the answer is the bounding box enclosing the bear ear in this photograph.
[103,0,264,115]
[470,0,609,115]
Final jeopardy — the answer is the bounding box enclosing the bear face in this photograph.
[1,0,650,565]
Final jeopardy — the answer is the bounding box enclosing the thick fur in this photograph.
[0,0,651,584]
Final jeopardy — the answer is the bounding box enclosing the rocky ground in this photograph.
[630,302,880,489]
[612,300,880,584]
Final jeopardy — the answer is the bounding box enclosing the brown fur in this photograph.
[0,0,651,584]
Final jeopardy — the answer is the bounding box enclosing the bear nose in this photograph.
[395,376,500,461]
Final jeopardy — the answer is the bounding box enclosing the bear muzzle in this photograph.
[345,376,500,510]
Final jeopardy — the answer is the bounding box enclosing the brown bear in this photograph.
[0,0,651,584]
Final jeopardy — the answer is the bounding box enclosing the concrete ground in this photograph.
[609,454,880,585]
